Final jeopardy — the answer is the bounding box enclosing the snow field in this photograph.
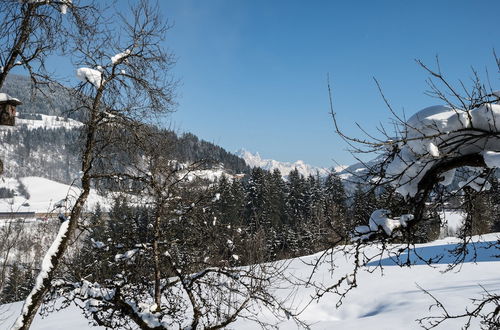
[0,177,108,214]
[1,234,499,329]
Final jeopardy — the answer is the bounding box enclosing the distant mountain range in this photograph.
[236,149,346,178]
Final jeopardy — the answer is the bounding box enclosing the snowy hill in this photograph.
[237,149,344,178]
[336,155,385,182]
[0,75,251,185]
[1,233,499,329]
[0,176,108,215]
[14,114,83,130]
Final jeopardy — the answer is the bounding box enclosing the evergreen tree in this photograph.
[244,167,270,231]
[287,169,307,226]
[488,176,500,232]
[463,187,493,236]
[376,186,408,216]
[323,172,348,240]
[349,184,377,232]
[267,169,289,227]
[1,264,34,303]
[214,175,234,225]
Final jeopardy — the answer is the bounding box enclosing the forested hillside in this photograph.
[0,75,250,184]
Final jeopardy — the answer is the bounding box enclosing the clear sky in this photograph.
[151,0,500,168]
[31,1,496,168]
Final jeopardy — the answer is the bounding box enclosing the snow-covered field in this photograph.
[1,234,498,329]
[0,176,107,214]
[13,114,83,130]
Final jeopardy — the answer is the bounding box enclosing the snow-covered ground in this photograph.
[185,168,228,182]
[8,114,83,130]
[0,176,107,214]
[1,234,498,329]
[439,210,465,238]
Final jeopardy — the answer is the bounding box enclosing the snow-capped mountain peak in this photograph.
[237,149,342,178]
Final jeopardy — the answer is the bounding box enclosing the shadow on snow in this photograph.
[366,240,499,267]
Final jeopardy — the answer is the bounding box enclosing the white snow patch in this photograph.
[111,49,131,64]
[386,103,500,197]
[0,177,109,213]
[0,93,21,104]
[353,209,414,241]
[76,67,103,88]
[8,114,83,130]
[439,210,466,237]
[115,249,139,262]
[3,233,500,330]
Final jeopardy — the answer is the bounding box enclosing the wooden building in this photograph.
[0,92,21,126]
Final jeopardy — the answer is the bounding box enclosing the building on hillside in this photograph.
[0,93,21,126]
[0,211,35,220]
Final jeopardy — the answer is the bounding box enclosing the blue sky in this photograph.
[152,0,500,168]
[33,1,499,168]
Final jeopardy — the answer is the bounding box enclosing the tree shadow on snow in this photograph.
[366,240,500,267]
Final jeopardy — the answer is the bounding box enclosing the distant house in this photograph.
[0,211,35,220]
[0,211,72,221]
[0,93,21,126]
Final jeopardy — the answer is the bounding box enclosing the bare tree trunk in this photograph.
[152,212,162,312]
[0,4,35,89]
[12,93,101,329]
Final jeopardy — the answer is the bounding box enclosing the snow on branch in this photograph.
[385,102,500,198]
[111,49,131,64]
[23,0,73,14]
[76,67,103,88]
[12,220,70,329]
[352,209,414,241]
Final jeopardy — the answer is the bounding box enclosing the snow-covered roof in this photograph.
[0,93,22,105]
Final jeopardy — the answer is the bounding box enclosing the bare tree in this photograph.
[37,125,302,329]
[0,0,98,89]
[12,1,176,328]
[312,57,500,328]
[333,59,498,226]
